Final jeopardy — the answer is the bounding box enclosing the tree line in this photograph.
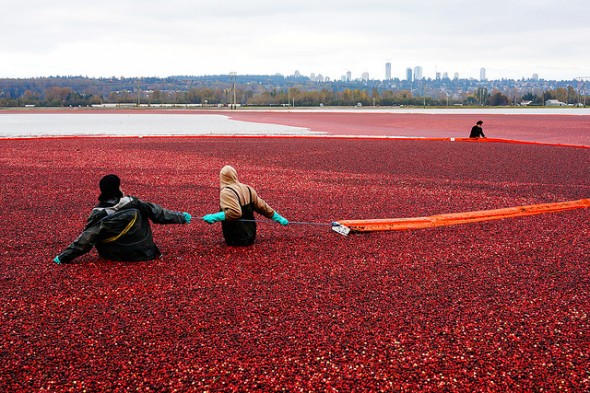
[0,75,585,107]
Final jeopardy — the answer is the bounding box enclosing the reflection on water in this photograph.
[0,113,317,137]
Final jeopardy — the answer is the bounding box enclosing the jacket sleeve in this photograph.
[249,187,275,219]
[57,214,103,263]
[135,198,187,224]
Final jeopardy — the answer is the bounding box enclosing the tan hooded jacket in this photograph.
[219,165,275,221]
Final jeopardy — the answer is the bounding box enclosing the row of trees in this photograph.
[4,87,580,108]
[0,76,586,107]
[0,86,437,107]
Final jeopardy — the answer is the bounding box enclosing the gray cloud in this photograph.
[1,0,589,80]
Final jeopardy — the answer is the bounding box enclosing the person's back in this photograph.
[53,174,190,264]
[203,165,289,246]
[93,208,154,261]
[469,120,486,138]
[221,185,258,246]
[85,196,170,261]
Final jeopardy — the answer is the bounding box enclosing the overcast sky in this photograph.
[2,0,589,81]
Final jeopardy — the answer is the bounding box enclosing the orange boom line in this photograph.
[335,198,590,233]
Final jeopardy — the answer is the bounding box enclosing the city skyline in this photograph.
[335,64,552,83]
[2,0,589,81]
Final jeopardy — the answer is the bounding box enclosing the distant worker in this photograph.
[53,174,191,264]
[469,120,486,138]
[203,165,289,246]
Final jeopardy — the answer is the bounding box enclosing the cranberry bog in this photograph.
[227,110,590,146]
[1,132,589,391]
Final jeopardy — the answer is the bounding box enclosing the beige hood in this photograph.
[218,164,275,220]
[220,165,239,188]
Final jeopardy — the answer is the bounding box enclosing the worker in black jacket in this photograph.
[469,120,486,138]
[53,174,191,264]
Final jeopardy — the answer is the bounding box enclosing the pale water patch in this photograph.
[0,113,320,137]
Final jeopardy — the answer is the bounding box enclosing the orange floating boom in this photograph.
[336,198,590,232]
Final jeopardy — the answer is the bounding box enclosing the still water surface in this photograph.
[0,113,315,137]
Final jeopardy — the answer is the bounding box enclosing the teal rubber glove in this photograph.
[272,211,289,226]
[203,211,226,224]
[53,256,61,264]
[183,212,192,224]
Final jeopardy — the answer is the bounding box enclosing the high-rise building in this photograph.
[385,61,392,80]
[413,66,423,80]
[362,72,370,81]
[346,71,352,82]
[406,67,413,82]
[453,72,459,80]
[480,67,486,81]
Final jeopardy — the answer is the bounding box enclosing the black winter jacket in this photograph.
[57,196,187,263]
[469,125,486,138]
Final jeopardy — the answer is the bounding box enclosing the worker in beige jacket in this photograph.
[203,165,289,246]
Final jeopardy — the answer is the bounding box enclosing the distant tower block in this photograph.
[413,66,423,80]
[406,67,413,81]
[480,67,486,81]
